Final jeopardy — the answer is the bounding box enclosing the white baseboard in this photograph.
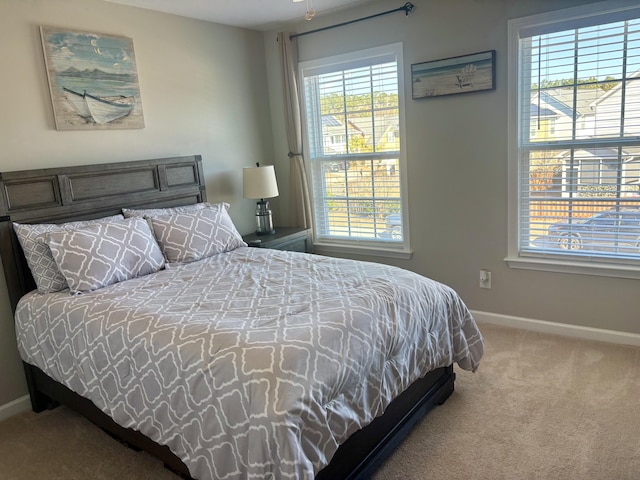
[0,395,30,422]
[471,310,640,348]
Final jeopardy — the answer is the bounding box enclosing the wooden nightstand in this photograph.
[243,227,312,253]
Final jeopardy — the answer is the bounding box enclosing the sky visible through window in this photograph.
[318,63,398,96]
[531,19,640,84]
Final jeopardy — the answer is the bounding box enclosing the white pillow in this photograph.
[149,203,246,264]
[46,217,165,293]
[14,215,125,293]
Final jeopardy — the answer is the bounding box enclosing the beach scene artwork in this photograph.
[40,26,144,130]
[411,50,495,99]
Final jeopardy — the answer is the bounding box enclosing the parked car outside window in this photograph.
[380,213,402,240]
[532,208,640,254]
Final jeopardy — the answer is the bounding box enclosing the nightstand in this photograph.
[243,227,312,253]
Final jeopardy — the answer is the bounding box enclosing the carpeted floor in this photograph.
[1,323,639,480]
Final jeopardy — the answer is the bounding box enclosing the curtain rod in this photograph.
[290,2,415,40]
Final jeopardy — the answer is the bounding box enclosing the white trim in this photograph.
[0,395,30,422]
[472,310,640,347]
[314,242,413,259]
[506,7,522,265]
[505,255,640,279]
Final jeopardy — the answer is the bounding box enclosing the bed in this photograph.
[0,155,483,479]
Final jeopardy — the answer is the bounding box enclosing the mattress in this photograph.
[15,247,484,479]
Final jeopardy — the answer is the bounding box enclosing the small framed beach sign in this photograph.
[40,26,145,130]
[411,50,496,99]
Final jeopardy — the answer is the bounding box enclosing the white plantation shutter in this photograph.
[300,44,408,250]
[514,2,640,267]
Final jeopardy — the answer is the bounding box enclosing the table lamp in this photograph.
[243,163,279,235]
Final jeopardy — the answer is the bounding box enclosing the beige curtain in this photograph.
[277,32,312,229]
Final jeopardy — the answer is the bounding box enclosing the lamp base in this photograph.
[255,200,275,236]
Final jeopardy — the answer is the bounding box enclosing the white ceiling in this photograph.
[102,0,375,31]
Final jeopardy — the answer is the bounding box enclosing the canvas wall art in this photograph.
[411,50,496,99]
[40,26,145,130]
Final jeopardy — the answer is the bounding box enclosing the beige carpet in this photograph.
[1,323,638,480]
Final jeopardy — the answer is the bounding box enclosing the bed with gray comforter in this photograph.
[16,246,483,480]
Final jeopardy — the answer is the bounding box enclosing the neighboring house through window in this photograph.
[507,0,640,278]
[299,43,409,256]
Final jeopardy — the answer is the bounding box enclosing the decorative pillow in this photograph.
[46,217,165,294]
[122,202,211,219]
[149,204,246,264]
[14,215,125,293]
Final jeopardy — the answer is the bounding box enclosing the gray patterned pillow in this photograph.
[122,202,210,219]
[46,217,165,294]
[149,203,246,264]
[14,215,125,293]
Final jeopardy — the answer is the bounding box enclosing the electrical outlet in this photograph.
[479,269,492,289]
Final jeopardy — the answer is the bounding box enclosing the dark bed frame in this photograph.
[0,155,455,479]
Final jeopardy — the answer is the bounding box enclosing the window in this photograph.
[299,44,409,255]
[548,118,556,136]
[508,1,640,277]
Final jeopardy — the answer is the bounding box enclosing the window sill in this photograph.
[314,242,413,260]
[505,255,640,280]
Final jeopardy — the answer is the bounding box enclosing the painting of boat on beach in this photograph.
[411,50,496,99]
[40,26,144,130]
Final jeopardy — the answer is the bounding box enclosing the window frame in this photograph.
[506,0,640,279]
[299,43,411,259]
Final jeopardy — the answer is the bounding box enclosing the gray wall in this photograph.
[264,0,639,334]
[0,0,273,406]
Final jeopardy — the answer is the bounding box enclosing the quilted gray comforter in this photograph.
[15,247,484,479]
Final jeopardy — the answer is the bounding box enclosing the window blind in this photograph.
[517,9,640,263]
[301,46,405,246]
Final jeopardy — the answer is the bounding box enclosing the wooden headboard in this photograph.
[0,155,206,312]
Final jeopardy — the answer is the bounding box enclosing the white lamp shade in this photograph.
[243,165,279,199]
